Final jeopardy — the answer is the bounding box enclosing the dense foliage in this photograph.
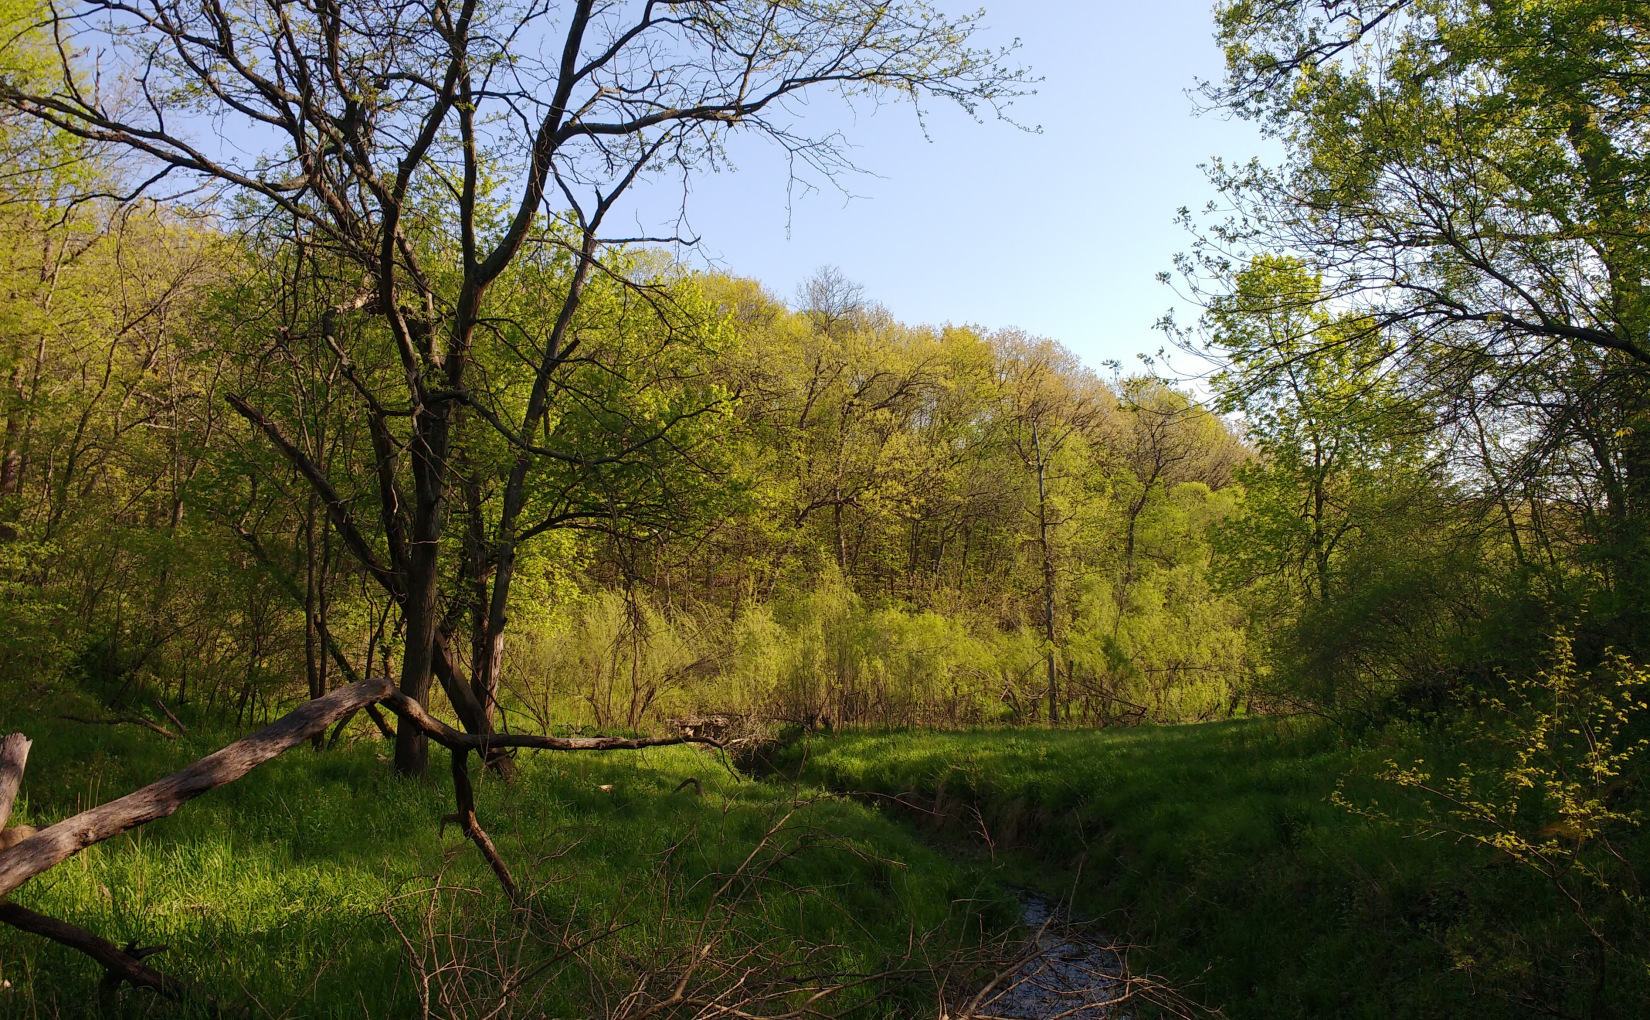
[0,191,1256,731]
[2,0,1649,1016]
[1160,1,1650,1013]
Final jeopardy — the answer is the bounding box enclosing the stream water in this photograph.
[962,892,1133,1019]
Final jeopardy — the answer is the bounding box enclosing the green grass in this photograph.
[9,710,1643,1018]
[0,712,1012,1018]
[788,719,1650,1020]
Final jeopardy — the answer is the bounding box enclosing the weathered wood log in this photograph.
[0,902,186,1000]
[382,693,725,754]
[0,677,393,899]
[0,733,28,830]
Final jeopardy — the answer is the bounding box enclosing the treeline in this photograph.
[0,172,1251,733]
[517,272,1251,730]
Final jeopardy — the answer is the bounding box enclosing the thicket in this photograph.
[1150,1,1650,1013]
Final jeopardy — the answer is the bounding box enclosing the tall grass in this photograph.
[792,719,1650,1020]
[0,713,1010,1017]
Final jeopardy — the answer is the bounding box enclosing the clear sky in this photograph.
[626,0,1277,373]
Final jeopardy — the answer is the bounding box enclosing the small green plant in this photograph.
[1341,634,1649,1014]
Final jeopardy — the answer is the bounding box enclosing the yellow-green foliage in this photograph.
[1340,635,1650,1001]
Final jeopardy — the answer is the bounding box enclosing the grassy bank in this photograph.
[0,713,1011,1017]
[790,719,1650,1019]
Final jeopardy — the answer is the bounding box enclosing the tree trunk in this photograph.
[0,733,29,829]
[303,496,323,748]
[1033,424,1058,726]
[395,447,444,776]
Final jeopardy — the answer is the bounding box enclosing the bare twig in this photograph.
[154,699,188,735]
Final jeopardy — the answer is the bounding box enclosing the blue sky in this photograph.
[626,1,1278,372]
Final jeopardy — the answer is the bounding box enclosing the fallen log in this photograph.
[0,677,393,900]
[0,677,726,1006]
[0,732,196,1002]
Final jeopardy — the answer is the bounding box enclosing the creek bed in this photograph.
[961,891,1133,1019]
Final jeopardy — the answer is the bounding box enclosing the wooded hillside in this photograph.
[0,1,1646,1016]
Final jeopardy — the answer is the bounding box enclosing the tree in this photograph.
[0,0,1029,775]
[995,334,1110,724]
[1189,0,1650,650]
[1204,256,1489,714]
[1113,377,1240,594]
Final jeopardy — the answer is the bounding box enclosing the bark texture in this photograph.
[0,678,391,899]
[0,733,28,830]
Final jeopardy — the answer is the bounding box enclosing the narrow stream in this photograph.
[963,892,1132,1019]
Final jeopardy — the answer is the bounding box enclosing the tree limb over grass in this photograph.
[0,902,188,1002]
[383,692,724,755]
[0,680,395,898]
[0,680,728,1003]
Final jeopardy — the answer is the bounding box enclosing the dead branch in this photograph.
[325,712,356,751]
[0,733,201,1005]
[365,704,397,740]
[0,733,28,829]
[325,702,397,750]
[382,693,725,754]
[447,746,519,907]
[0,901,187,1000]
[60,714,179,740]
[0,682,741,1009]
[154,698,188,736]
[0,677,393,899]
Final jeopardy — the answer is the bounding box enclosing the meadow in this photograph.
[0,711,1013,1017]
[8,710,1645,1018]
